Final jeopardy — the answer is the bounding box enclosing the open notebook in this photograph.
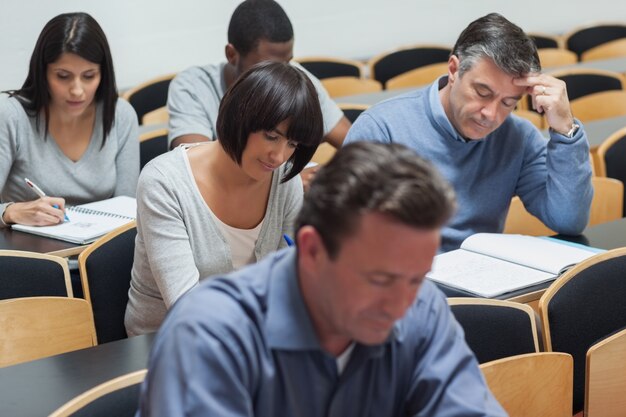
[12,196,137,245]
[427,233,603,298]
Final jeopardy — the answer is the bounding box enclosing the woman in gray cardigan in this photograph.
[0,12,139,228]
[125,62,324,335]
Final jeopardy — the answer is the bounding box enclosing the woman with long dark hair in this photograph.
[0,12,139,227]
[125,61,323,335]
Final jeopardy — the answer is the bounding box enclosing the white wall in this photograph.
[1,0,625,92]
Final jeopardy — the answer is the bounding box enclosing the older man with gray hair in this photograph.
[345,13,592,253]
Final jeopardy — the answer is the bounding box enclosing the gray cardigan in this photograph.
[125,145,303,336]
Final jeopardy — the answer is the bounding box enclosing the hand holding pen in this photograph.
[2,178,70,226]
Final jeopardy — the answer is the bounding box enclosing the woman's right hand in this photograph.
[3,197,67,226]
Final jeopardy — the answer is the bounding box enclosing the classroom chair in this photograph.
[564,23,626,58]
[448,298,540,364]
[141,106,168,125]
[49,369,147,417]
[585,326,626,417]
[529,32,562,49]
[596,126,626,216]
[385,62,448,90]
[0,296,96,367]
[582,37,626,62]
[570,90,626,123]
[537,48,578,68]
[294,56,363,79]
[320,76,382,98]
[0,250,72,299]
[539,247,626,413]
[368,44,451,88]
[522,68,625,115]
[78,221,137,344]
[338,103,369,124]
[121,73,176,125]
[139,128,169,170]
[480,352,573,417]
[503,177,624,236]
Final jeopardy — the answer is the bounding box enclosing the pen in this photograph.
[283,234,295,247]
[24,178,70,222]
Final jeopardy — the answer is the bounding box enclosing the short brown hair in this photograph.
[296,142,457,258]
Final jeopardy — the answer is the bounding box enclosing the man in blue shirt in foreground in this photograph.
[345,13,593,253]
[138,142,507,416]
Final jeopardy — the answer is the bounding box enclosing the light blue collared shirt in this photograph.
[138,248,506,417]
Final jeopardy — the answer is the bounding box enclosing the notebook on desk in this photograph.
[12,196,137,245]
[427,233,603,298]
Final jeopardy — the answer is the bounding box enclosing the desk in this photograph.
[0,333,154,417]
[0,228,85,257]
[552,56,626,74]
[334,87,413,106]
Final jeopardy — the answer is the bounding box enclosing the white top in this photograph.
[207,201,264,269]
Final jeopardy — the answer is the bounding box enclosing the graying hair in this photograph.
[453,13,541,77]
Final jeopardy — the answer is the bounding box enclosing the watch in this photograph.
[553,122,580,138]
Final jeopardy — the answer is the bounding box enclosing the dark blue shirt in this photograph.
[138,248,506,416]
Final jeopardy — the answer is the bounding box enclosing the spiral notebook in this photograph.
[12,196,137,244]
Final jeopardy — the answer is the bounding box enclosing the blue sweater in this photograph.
[345,78,593,252]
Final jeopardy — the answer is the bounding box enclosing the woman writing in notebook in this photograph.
[0,12,139,228]
[125,62,323,336]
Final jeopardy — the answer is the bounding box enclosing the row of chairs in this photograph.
[0,221,137,367]
[450,246,626,415]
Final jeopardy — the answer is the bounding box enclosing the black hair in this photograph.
[5,12,118,145]
[216,61,323,182]
[228,0,294,56]
[296,142,457,259]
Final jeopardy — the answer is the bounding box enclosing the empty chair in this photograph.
[141,106,168,125]
[338,103,369,124]
[368,44,451,88]
[0,250,72,299]
[139,128,168,170]
[570,90,626,123]
[564,23,626,58]
[78,221,137,344]
[386,62,448,90]
[504,177,624,236]
[294,56,362,79]
[0,296,96,367]
[448,298,539,364]
[49,369,147,417]
[585,326,626,417]
[596,126,626,216]
[582,38,626,61]
[121,73,176,125]
[539,247,626,413]
[480,352,573,417]
[320,76,382,98]
[529,32,562,49]
[537,48,578,68]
